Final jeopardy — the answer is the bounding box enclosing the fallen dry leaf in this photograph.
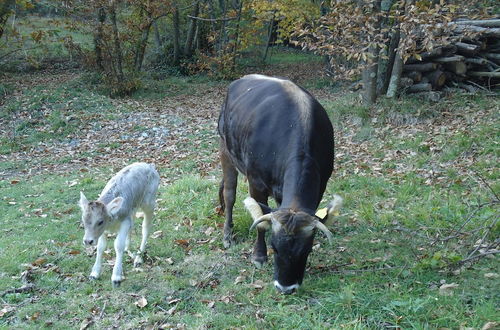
[204,227,215,236]
[167,298,181,305]
[10,180,20,185]
[174,239,189,247]
[79,318,93,330]
[68,180,78,187]
[234,275,246,284]
[29,311,40,321]
[32,258,47,266]
[248,280,266,290]
[0,306,15,318]
[484,273,498,279]
[482,321,498,330]
[68,250,81,255]
[165,257,174,265]
[151,230,163,239]
[134,297,148,308]
[166,306,176,315]
[439,283,459,296]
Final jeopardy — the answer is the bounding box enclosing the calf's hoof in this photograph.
[251,254,268,269]
[133,255,143,268]
[111,274,123,288]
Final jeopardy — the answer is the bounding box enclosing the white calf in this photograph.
[79,162,160,287]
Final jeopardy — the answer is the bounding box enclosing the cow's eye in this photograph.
[97,220,104,226]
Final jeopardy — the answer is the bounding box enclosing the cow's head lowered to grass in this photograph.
[244,195,343,294]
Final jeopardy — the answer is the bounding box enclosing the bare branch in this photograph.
[187,15,236,22]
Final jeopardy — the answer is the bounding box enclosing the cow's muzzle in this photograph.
[274,281,299,294]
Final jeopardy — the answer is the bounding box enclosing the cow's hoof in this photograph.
[223,238,233,249]
[251,255,268,268]
[89,275,98,281]
[112,280,121,288]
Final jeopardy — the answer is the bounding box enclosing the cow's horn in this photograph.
[249,214,272,231]
[243,197,264,220]
[315,221,333,244]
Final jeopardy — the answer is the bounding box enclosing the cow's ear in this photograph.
[318,194,343,225]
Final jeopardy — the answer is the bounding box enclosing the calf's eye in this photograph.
[97,221,104,226]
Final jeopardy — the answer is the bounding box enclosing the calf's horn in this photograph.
[315,221,333,245]
[249,214,272,231]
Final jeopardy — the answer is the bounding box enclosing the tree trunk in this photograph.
[262,14,275,62]
[184,2,200,58]
[172,5,181,65]
[217,0,228,54]
[376,0,396,95]
[232,0,244,69]
[378,29,400,95]
[424,70,446,89]
[407,83,432,93]
[362,0,382,105]
[403,62,438,72]
[153,21,162,49]
[386,32,405,98]
[109,2,124,82]
[93,6,107,72]
[0,0,14,40]
[134,12,153,72]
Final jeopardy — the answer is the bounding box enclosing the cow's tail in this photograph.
[217,179,225,215]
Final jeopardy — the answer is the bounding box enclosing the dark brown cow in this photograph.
[218,74,342,294]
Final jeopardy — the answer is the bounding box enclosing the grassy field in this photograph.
[1,60,499,329]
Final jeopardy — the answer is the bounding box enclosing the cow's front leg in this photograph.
[112,218,131,288]
[90,234,107,279]
[252,227,268,268]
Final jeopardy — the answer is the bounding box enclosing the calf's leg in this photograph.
[90,235,107,279]
[112,218,132,288]
[134,208,153,267]
[220,146,238,248]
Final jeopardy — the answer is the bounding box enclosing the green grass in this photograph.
[0,76,120,154]
[1,167,498,328]
[0,69,499,328]
[0,16,92,71]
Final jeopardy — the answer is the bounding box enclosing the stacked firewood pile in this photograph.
[402,18,500,99]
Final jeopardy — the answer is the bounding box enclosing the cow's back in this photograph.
[218,75,334,205]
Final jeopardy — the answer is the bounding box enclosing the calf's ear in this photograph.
[106,197,124,218]
[79,192,89,210]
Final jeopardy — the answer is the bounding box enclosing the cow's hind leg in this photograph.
[134,207,153,267]
[220,145,238,248]
[249,184,269,268]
